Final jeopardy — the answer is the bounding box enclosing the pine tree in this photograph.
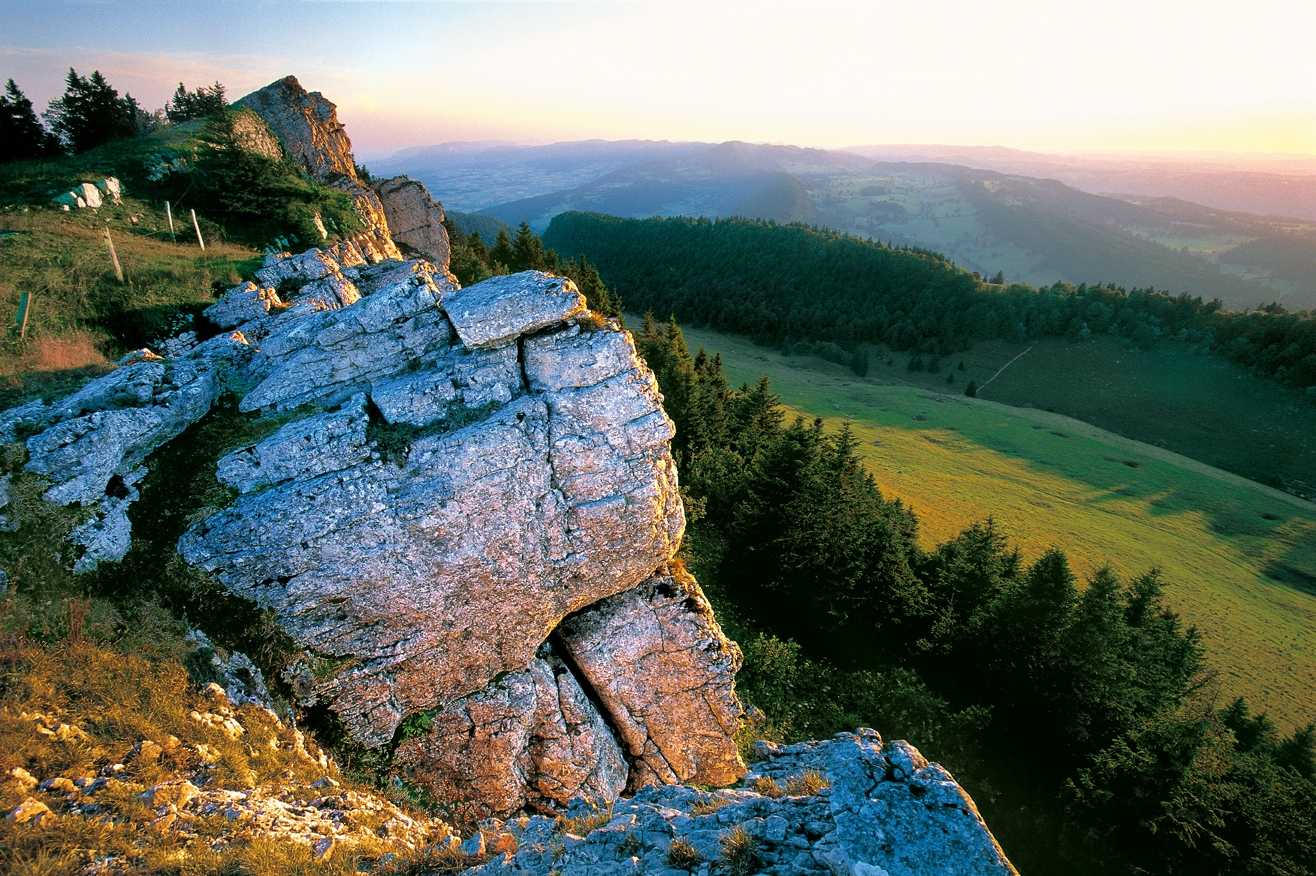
[166,81,227,123]
[0,79,62,163]
[44,69,138,153]
[488,227,514,275]
[511,221,554,272]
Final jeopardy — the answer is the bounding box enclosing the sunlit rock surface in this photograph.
[372,175,452,269]
[454,730,1017,876]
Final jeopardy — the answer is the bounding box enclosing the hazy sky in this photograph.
[3,0,1313,158]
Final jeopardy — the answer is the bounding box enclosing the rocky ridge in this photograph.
[1,75,1019,872]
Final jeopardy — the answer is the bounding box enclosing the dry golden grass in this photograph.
[0,592,450,876]
[555,802,613,837]
[749,774,782,798]
[0,330,108,376]
[666,836,703,869]
[689,792,733,815]
[783,769,829,796]
[719,825,759,876]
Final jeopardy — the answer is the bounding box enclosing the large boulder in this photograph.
[372,175,451,269]
[173,245,725,815]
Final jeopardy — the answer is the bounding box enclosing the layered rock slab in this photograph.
[181,266,690,773]
[555,568,744,791]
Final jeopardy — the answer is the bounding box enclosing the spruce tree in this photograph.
[511,221,554,272]
[0,79,61,163]
[488,227,514,274]
[44,68,137,152]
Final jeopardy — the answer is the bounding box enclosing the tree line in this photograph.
[1,69,226,164]
[444,219,622,317]
[634,315,1316,876]
[545,212,1316,392]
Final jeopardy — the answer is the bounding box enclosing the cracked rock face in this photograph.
[236,76,400,259]
[555,568,745,792]
[169,245,737,813]
[372,175,451,270]
[394,642,628,822]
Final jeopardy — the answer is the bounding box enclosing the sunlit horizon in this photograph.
[3,0,1312,161]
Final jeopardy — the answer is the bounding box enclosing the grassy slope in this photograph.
[672,321,1316,731]
[0,129,268,402]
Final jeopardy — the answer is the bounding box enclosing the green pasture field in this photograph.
[672,321,1316,730]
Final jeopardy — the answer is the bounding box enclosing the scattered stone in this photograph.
[7,797,52,825]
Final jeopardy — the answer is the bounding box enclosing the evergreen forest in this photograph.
[544,213,1316,392]
[633,315,1316,876]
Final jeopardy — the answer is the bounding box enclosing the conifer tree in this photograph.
[488,227,514,274]
[165,81,227,123]
[0,79,61,163]
[44,68,138,152]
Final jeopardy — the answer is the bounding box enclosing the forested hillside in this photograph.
[634,316,1316,876]
[545,213,1316,392]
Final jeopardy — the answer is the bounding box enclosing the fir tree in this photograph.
[0,79,62,163]
[165,81,228,123]
[44,68,138,153]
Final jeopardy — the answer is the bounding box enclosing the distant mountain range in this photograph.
[842,145,1316,221]
[371,140,1316,310]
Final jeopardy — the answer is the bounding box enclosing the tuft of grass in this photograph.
[666,836,703,869]
[690,792,733,815]
[718,825,759,876]
[555,803,613,837]
[783,769,829,796]
[749,775,782,798]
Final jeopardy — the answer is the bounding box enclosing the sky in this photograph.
[2,0,1313,160]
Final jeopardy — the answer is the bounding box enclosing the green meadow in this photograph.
[672,321,1316,731]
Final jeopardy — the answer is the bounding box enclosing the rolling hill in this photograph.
[380,139,1316,309]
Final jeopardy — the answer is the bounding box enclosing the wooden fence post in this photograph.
[165,201,176,242]
[191,209,205,250]
[15,290,30,340]
[105,227,124,283]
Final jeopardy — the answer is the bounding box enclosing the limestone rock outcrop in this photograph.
[372,175,451,269]
[235,77,452,270]
[452,730,1016,876]
[179,253,690,762]
[40,238,716,816]
[236,76,401,259]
